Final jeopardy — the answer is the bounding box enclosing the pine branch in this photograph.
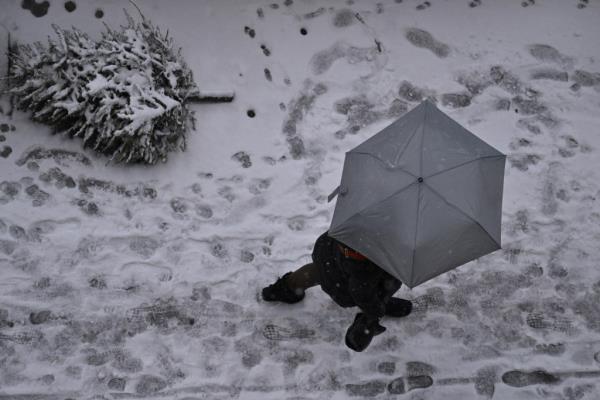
[7,31,14,116]
[128,0,146,22]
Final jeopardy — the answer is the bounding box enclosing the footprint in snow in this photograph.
[441,93,472,108]
[260,44,271,56]
[15,146,92,168]
[508,153,542,171]
[502,370,560,387]
[397,81,427,103]
[232,151,252,168]
[387,375,434,394]
[75,199,100,216]
[262,324,315,341]
[195,204,213,219]
[244,26,256,38]
[517,118,542,135]
[39,167,77,189]
[121,261,173,283]
[406,361,436,376]
[416,1,431,10]
[502,369,600,388]
[240,249,254,263]
[264,68,272,82]
[531,68,568,81]
[248,178,271,195]
[525,311,574,334]
[0,146,12,158]
[528,43,573,67]
[346,381,387,397]
[170,197,189,214]
[378,362,396,375]
[508,137,533,151]
[25,184,51,207]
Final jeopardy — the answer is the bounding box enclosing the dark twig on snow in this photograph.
[354,12,384,54]
[187,90,235,103]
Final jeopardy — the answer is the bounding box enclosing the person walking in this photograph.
[261,231,412,352]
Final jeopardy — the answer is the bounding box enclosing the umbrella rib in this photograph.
[349,151,417,178]
[409,104,427,286]
[424,154,506,180]
[349,108,423,176]
[392,116,423,169]
[419,99,427,177]
[424,183,501,249]
[410,181,422,287]
[335,181,419,232]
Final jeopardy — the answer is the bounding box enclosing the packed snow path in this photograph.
[1,0,600,399]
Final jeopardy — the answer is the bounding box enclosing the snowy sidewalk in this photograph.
[2,0,600,399]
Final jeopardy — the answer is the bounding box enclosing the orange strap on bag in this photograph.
[337,244,368,261]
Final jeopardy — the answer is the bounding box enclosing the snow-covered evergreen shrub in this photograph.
[9,12,198,164]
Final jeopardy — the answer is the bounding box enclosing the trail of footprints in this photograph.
[258,318,600,396]
[239,2,598,167]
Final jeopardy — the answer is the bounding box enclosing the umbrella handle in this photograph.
[327,186,340,203]
[327,186,348,202]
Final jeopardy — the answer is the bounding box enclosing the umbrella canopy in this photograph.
[328,99,506,288]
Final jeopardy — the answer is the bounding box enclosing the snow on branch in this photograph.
[9,10,199,164]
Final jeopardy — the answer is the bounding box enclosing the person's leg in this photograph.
[285,262,320,291]
[381,279,412,318]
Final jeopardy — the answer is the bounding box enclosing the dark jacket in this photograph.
[312,231,401,319]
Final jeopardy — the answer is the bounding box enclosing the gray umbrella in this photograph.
[328,99,506,288]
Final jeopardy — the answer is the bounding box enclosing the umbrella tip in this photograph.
[418,177,423,183]
[423,97,437,107]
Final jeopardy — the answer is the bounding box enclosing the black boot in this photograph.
[385,298,412,318]
[261,272,305,304]
[345,313,386,352]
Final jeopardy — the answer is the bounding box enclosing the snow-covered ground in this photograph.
[1,0,600,398]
